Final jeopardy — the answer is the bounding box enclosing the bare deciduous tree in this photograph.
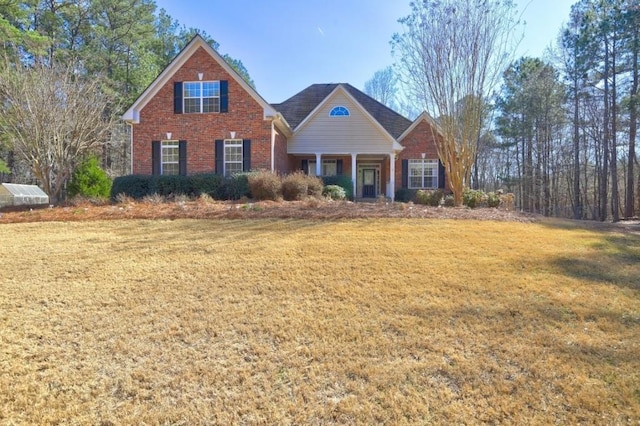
[392,0,520,206]
[364,66,398,110]
[0,63,114,202]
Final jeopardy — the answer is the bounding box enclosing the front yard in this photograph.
[0,217,638,423]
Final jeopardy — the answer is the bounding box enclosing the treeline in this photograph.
[3,1,639,219]
[0,0,252,180]
[475,0,639,221]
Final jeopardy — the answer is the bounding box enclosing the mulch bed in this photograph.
[0,199,538,224]
[3,200,639,236]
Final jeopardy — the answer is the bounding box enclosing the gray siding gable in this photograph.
[272,83,411,138]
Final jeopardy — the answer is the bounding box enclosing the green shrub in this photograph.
[111,175,154,200]
[322,175,353,200]
[112,174,227,200]
[0,159,10,174]
[154,175,194,197]
[486,191,501,208]
[221,173,251,200]
[247,170,281,201]
[395,188,416,203]
[281,172,309,201]
[68,157,112,199]
[323,184,346,200]
[189,173,225,198]
[443,195,455,207]
[416,189,444,206]
[112,172,325,202]
[463,189,486,208]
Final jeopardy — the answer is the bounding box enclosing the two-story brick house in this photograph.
[123,35,445,200]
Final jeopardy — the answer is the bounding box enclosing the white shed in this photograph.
[0,183,50,208]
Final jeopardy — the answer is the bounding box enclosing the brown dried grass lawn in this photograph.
[1,218,639,424]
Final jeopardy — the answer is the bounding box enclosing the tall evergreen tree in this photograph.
[561,1,596,219]
[622,0,639,218]
[0,0,256,187]
[496,57,565,215]
[0,0,48,61]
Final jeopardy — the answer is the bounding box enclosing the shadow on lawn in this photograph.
[540,220,640,291]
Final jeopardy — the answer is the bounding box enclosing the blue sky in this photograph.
[155,0,575,103]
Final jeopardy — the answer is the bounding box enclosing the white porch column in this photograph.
[351,153,357,200]
[389,152,396,201]
[315,153,322,176]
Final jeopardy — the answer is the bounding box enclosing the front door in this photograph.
[362,168,376,198]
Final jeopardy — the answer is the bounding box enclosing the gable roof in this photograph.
[272,83,412,139]
[398,111,444,141]
[122,35,278,124]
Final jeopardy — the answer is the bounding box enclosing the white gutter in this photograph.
[270,120,276,172]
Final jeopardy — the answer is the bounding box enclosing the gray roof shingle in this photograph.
[272,83,412,139]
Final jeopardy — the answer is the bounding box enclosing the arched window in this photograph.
[329,106,350,117]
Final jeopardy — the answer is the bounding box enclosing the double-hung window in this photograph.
[161,141,179,175]
[224,139,243,176]
[408,159,438,189]
[183,81,220,113]
[308,159,337,177]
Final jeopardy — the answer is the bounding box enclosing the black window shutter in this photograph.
[301,159,308,174]
[178,140,187,176]
[242,139,251,171]
[220,80,228,113]
[215,140,224,175]
[174,82,183,114]
[152,140,161,175]
[401,159,408,188]
[438,160,445,189]
[336,159,343,175]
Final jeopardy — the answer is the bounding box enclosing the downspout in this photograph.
[389,152,396,201]
[127,122,134,174]
[270,120,276,172]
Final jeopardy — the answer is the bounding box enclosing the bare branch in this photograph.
[0,62,114,202]
[393,0,521,205]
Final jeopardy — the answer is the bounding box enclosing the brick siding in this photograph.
[395,119,448,191]
[132,46,275,175]
[273,127,290,174]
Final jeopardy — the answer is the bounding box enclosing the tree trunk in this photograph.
[543,122,551,217]
[526,118,533,213]
[472,150,480,190]
[600,36,610,222]
[573,74,582,219]
[626,26,638,218]
[611,38,620,222]
[514,138,522,210]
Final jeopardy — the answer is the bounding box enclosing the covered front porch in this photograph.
[291,152,399,200]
